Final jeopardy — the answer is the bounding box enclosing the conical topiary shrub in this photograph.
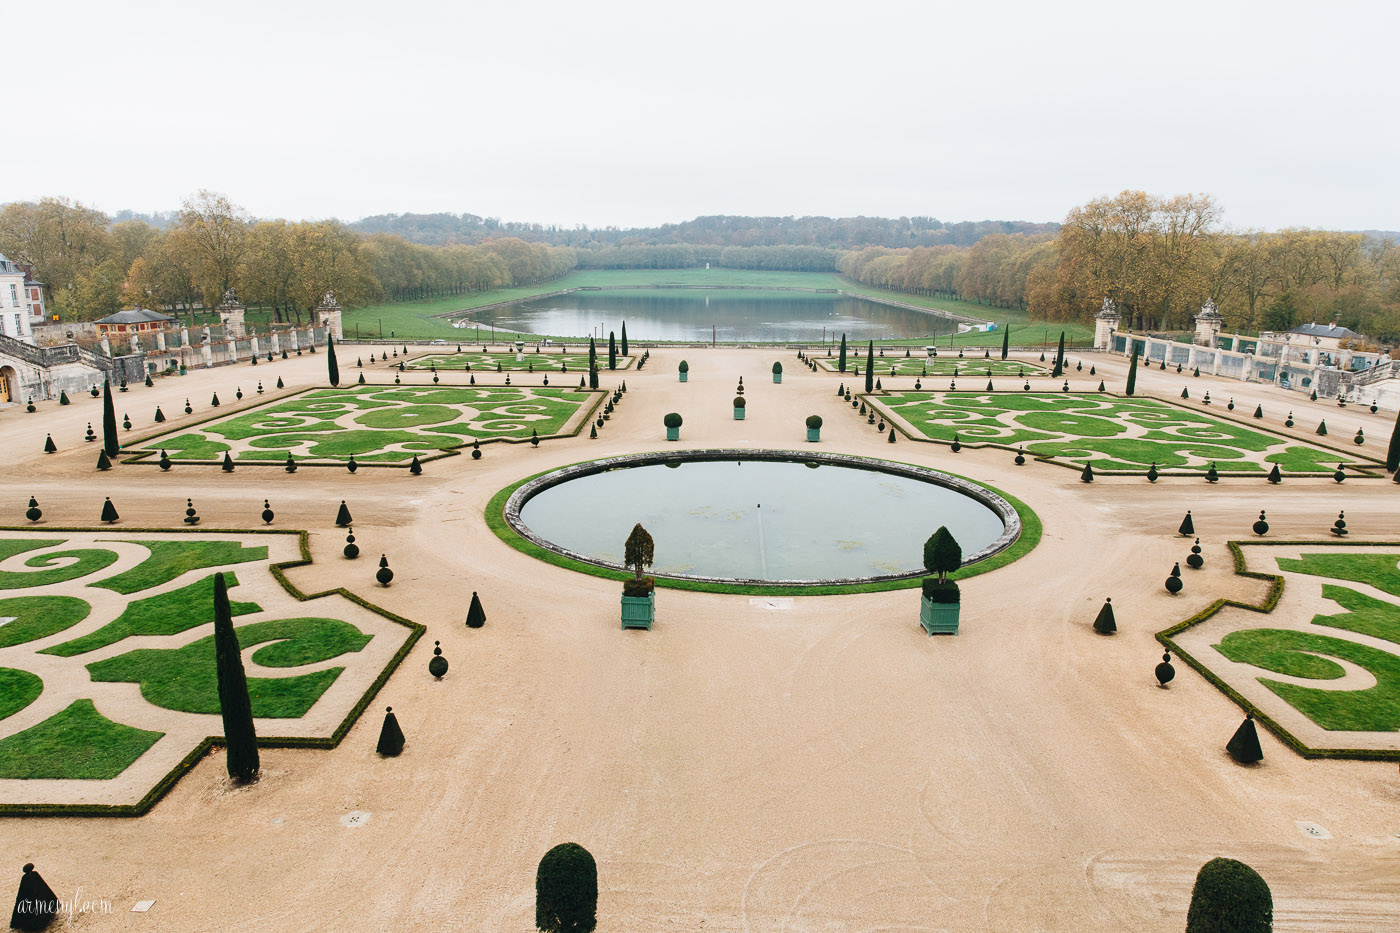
[1267,463,1281,484]
[335,501,353,526]
[221,452,235,472]
[59,390,70,405]
[1186,856,1272,932]
[1080,461,1094,483]
[1092,598,1116,634]
[211,392,220,407]
[96,449,111,471]
[466,591,486,628]
[154,405,165,422]
[536,842,598,933]
[1316,419,1327,436]
[213,572,259,783]
[43,434,56,454]
[1179,511,1195,536]
[409,454,422,475]
[1225,713,1264,764]
[376,707,405,756]
[11,862,59,932]
[100,497,119,523]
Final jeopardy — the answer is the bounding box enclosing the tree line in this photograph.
[0,192,578,323]
[840,191,1400,343]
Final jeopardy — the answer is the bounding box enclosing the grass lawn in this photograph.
[45,574,259,657]
[0,668,42,720]
[817,354,1049,377]
[94,541,269,595]
[400,351,632,372]
[0,596,92,649]
[87,616,371,718]
[0,700,163,780]
[0,545,119,590]
[1279,554,1400,597]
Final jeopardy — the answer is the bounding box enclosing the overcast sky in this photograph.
[9,0,1397,231]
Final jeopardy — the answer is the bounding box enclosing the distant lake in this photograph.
[454,289,965,343]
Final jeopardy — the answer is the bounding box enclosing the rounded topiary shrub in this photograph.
[1186,857,1272,933]
[678,360,688,373]
[806,415,823,429]
[733,396,746,408]
[536,842,598,933]
[664,412,683,429]
[772,361,782,374]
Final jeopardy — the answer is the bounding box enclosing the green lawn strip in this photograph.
[93,540,268,595]
[43,574,259,657]
[403,352,633,372]
[1278,553,1400,597]
[0,547,121,590]
[0,539,61,563]
[0,700,163,780]
[0,668,42,720]
[484,457,1040,596]
[1312,585,1400,643]
[0,527,424,817]
[86,617,370,717]
[1215,626,1400,732]
[1157,541,1400,760]
[0,596,92,649]
[819,356,1046,377]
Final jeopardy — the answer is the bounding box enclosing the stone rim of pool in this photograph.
[503,450,1023,587]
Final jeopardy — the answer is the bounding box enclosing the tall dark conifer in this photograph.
[327,334,340,387]
[1000,325,1010,360]
[864,341,874,393]
[608,332,617,370]
[1387,414,1400,472]
[1051,332,1065,377]
[1125,344,1139,395]
[212,573,259,783]
[101,378,119,458]
[838,334,847,372]
[620,322,628,356]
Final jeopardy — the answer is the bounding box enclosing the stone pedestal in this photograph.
[1094,298,1120,350]
[1194,299,1224,348]
[314,293,344,340]
[221,307,246,339]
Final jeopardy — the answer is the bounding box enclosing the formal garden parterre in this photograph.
[870,392,1381,475]
[816,354,1050,377]
[122,384,601,466]
[0,529,420,814]
[1162,543,1400,758]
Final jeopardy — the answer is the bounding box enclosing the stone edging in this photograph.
[503,449,1020,587]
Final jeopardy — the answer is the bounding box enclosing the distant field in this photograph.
[334,269,1094,346]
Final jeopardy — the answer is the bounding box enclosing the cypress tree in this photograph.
[1000,325,1009,360]
[101,378,119,458]
[620,321,628,356]
[838,334,847,372]
[1387,414,1400,472]
[589,362,599,390]
[608,331,617,370]
[1051,332,1065,377]
[536,842,598,933]
[588,336,597,373]
[864,341,874,393]
[1186,857,1272,933]
[327,334,340,387]
[1125,344,1139,395]
[213,572,259,783]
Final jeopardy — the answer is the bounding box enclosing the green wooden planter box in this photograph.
[666,426,680,441]
[920,597,960,635]
[733,407,745,420]
[806,428,820,442]
[679,372,688,382]
[772,373,782,384]
[621,592,655,630]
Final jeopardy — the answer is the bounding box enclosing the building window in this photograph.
[8,285,16,305]
[11,314,19,335]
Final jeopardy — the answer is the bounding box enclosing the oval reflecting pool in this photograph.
[508,451,1018,585]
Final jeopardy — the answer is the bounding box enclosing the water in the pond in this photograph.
[519,459,1006,581]
[459,289,963,343]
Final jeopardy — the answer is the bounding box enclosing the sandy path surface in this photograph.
[2,345,1399,930]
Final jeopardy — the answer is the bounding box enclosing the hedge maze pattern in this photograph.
[874,392,1377,474]
[0,531,417,812]
[127,385,597,465]
[817,355,1048,377]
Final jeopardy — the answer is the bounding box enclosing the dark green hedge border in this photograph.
[484,453,1042,596]
[398,350,637,372]
[0,526,424,818]
[116,384,607,470]
[865,391,1387,478]
[1157,539,1400,762]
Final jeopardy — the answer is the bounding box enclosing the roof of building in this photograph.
[95,308,175,325]
[1290,322,1361,339]
[0,253,20,276]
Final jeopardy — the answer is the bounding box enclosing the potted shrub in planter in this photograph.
[621,523,656,630]
[733,395,746,420]
[772,361,783,384]
[919,526,962,635]
[664,412,683,441]
[678,360,689,382]
[806,414,822,442]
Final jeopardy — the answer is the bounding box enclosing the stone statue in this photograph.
[221,288,238,307]
[1099,297,1117,317]
[1200,298,1218,316]
[320,291,339,308]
